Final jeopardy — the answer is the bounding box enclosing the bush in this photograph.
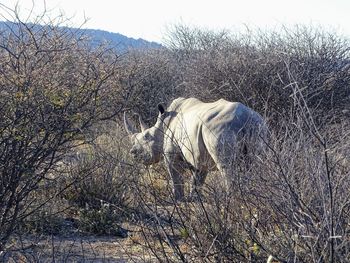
[0,11,121,251]
[61,123,139,235]
[165,24,350,123]
[115,48,183,123]
[78,203,127,237]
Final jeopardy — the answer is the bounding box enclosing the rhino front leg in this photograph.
[164,156,185,201]
[170,169,185,201]
[168,167,184,201]
[189,170,207,201]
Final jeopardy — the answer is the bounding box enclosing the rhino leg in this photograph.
[189,170,207,201]
[171,169,185,201]
[164,156,185,201]
[220,166,235,192]
[216,152,237,192]
[203,157,235,193]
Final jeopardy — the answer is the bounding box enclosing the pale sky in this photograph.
[1,0,349,43]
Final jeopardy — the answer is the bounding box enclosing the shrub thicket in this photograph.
[0,10,122,251]
[1,5,349,262]
[119,24,350,262]
[121,24,349,125]
[164,24,350,124]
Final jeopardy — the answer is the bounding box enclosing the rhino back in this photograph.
[164,98,262,170]
[171,98,255,132]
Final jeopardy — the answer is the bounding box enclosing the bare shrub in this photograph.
[0,7,122,251]
[60,123,138,236]
[165,24,350,124]
[116,48,182,123]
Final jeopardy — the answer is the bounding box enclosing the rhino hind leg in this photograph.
[220,166,236,192]
[215,150,238,192]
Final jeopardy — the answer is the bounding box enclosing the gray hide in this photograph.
[124,97,268,201]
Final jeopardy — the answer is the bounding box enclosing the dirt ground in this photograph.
[2,227,159,262]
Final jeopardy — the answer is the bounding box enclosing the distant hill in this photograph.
[0,21,163,51]
[82,28,163,51]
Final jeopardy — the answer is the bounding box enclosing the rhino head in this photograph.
[124,104,166,165]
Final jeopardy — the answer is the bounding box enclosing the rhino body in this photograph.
[124,97,267,200]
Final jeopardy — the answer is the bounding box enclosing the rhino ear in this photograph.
[123,112,137,135]
[157,103,165,115]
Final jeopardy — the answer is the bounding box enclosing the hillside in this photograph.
[0,21,162,51]
[84,28,162,50]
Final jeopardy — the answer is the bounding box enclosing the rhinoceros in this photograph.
[124,97,267,201]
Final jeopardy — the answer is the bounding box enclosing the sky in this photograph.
[0,0,349,43]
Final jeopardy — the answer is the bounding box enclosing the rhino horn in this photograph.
[135,113,148,132]
[123,112,137,135]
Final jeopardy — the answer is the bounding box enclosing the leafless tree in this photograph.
[0,4,122,252]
